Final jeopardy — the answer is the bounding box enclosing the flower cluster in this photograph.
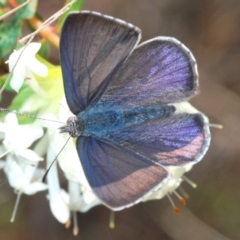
[1,43,101,226]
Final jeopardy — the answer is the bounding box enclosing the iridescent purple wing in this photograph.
[60,11,141,114]
[77,136,169,210]
[99,37,198,108]
[60,12,211,210]
[104,113,210,166]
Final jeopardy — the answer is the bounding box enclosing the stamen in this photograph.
[166,193,180,214]
[173,191,186,206]
[65,219,71,229]
[10,191,22,222]
[208,123,223,129]
[73,212,79,236]
[109,210,115,229]
[182,176,197,188]
[178,186,190,199]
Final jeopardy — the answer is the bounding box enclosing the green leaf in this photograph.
[8,84,34,110]
[0,0,37,59]
[15,0,37,20]
[0,84,36,124]
[0,82,36,124]
[0,0,7,7]
[0,7,8,15]
[38,40,50,59]
[57,0,85,29]
[0,74,15,91]
[0,18,22,59]
[36,54,55,69]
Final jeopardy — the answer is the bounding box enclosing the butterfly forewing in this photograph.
[60,11,141,114]
[99,37,198,108]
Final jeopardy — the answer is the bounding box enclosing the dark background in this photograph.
[1,0,240,239]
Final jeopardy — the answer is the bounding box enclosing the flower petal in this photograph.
[10,67,25,92]
[24,42,41,55]
[17,148,43,162]
[7,42,47,92]
[27,57,48,77]
[49,194,70,224]
[5,113,18,127]
[13,125,43,150]
[47,147,70,223]
[24,182,48,195]
[4,156,23,189]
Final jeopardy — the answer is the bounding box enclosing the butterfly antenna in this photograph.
[42,136,71,182]
[0,107,65,124]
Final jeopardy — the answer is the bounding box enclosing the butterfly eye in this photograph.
[59,116,83,138]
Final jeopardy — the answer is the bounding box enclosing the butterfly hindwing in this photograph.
[103,113,210,166]
[60,11,141,114]
[77,136,169,210]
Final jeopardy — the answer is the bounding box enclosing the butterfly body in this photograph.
[79,104,176,138]
[59,11,211,210]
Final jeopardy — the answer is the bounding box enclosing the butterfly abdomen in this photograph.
[81,105,175,137]
[122,105,175,126]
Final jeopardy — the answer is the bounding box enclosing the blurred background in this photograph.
[1,0,240,239]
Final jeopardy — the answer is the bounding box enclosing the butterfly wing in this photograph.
[94,36,210,166]
[61,12,210,210]
[99,37,198,108]
[103,113,210,167]
[77,112,209,210]
[60,11,141,114]
[77,136,169,210]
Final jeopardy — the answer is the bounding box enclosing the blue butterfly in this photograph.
[59,11,210,210]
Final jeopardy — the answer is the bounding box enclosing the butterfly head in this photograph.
[59,116,83,138]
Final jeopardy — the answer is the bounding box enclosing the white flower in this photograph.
[45,136,70,224]
[4,154,47,195]
[143,165,192,202]
[37,113,71,224]
[6,42,48,92]
[0,113,44,161]
[66,180,100,213]
[0,112,47,197]
[38,104,100,225]
[0,113,47,222]
[3,153,48,222]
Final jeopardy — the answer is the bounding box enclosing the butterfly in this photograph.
[59,11,211,210]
